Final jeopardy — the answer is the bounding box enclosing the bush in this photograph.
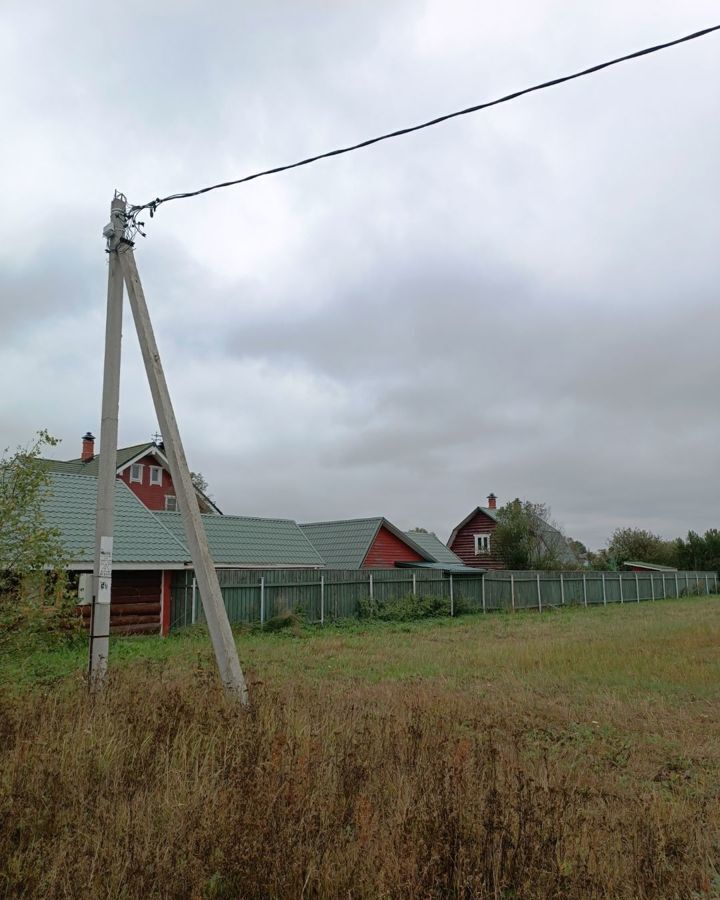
[358,592,467,621]
[0,573,84,652]
[257,609,304,633]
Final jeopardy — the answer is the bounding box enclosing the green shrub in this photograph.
[257,609,304,633]
[0,573,84,652]
[358,592,467,622]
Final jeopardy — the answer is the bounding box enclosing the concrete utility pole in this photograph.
[89,194,126,687]
[118,242,248,703]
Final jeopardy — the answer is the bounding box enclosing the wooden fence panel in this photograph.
[169,568,718,631]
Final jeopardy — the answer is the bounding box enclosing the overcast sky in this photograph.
[1,1,718,550]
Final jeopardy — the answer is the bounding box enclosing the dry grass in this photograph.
[1,599,720,898]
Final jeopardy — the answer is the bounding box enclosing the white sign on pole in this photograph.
[97,536,113,604]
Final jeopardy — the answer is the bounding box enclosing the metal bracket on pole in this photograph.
[118,241,248,703]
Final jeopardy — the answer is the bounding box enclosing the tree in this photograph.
[492,499,570,570]
[408,527,428,533]
[606,527,675,568]
[674,529,720,572]
[190,471,210,497]
[0,430,67,594]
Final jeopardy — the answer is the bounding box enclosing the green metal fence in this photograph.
[169,568,718,631]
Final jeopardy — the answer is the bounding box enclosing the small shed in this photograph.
[622,560,678,573]
[299,517,434,569]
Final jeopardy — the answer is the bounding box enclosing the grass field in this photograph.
[2,597,720,898]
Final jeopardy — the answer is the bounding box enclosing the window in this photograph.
[149,466,163,486]
[165,495,177,511]
[474,533,491,555]
[130,463,144,484]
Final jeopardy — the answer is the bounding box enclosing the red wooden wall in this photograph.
[362,526,425,568]
[117,454,175,511]
[449,510,505,570]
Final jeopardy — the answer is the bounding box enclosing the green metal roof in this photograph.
[404,531,464,565]
[41,473,189,567]
[40,443,156,477]
[299,518,383,568]
[155,512,324,568]
[395,561,485,575]
[624,560,678,572]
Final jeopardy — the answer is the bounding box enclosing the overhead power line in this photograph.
[126,23,720,231]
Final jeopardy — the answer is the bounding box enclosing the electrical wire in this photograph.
[125,22,720,231]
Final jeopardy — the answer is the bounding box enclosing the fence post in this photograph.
[191,575,197,625]
[481,575,486,613]
[511,574,516,612]
[582,572,588,607]
[662,573,666,600]
[619,574,624,604]
[536,573,542,612]
[412,572,416,597]
[449,574,454,617]
[650,574,655,601]
[320,574,325,625]
[635,572,640,603]
[674,572,678,598]
[602,573,607,606]
[260,576,265,626]
[560,572,565,606]
[706,574,710,595]
[369,572,374,601]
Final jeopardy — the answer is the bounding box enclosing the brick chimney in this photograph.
[487,493,497,510]
[81,432,95,462]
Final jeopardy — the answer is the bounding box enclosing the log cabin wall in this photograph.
[79,570,162,635]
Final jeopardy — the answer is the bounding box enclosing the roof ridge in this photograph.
[64,441,153,463]
[299,516,383,527]
[155,510,297,525]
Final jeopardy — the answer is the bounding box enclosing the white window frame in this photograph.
[130,463,144,484]
[149,465,163,486]
[474,533,491,555]
[165,495,177,511]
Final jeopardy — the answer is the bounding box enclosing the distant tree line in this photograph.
[485,499,720,573]
[587,526,720,572]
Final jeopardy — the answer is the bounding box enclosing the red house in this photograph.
[447,494,505,570]
[448,494,580,570]
[44,433,221,515]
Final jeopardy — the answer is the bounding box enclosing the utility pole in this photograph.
[89,194,126,688]
[89,194,249,703]
[118,240,248,703]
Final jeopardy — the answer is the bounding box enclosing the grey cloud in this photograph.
[1,0,719,551]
